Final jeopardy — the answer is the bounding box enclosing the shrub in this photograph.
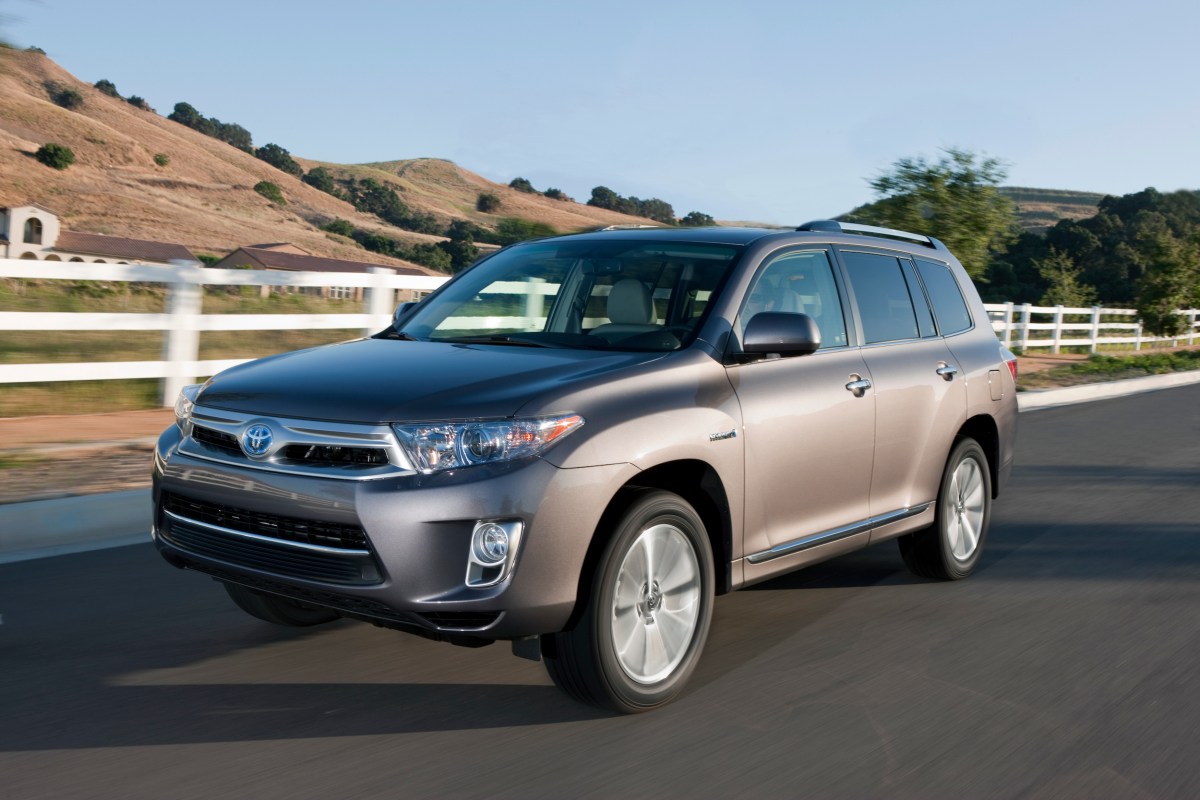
[36,142,75,170]
[544,188,569,201]
[255,143,303,176]
[679,211,715,227]
[94,79,120,98]
[303,166,340,196]
[48,84,84,110]
[509,177,538,194]
[253,180,286,205]
[476,192,501,213]
[321,218,355,237]
[153,153,170,167]
[493,217,558,245]
[25,46,46,55]
[126,95,151,111]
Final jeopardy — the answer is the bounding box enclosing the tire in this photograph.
[543,490,715,713]
[899,437,992,580]
[223,582,340,627]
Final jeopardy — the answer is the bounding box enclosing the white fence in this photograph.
[3,260,1200,408]
[0,259,448,404]
[984,303,1200,353]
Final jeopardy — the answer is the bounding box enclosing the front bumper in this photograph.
[152,425,634,640]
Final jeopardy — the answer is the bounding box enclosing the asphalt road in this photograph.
[2,385,1198,799]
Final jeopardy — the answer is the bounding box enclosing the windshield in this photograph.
[393,238,742,351]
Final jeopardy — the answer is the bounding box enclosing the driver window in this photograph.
[739,250,847,349]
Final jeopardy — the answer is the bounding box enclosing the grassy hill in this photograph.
[999,186,1106,233]
[0,50,655,269]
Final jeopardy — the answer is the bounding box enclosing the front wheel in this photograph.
[898,437,993,580]
[543,490,714,713]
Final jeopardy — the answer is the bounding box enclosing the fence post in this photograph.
[1051,305,1064,354]
[1003,301,1014,348]
[1134,320,1143,351]
[1019,303,1032,352]
[364,267,396,336]
[1190,309,1198,346]
[161,261,204,406]
[1089,306,1101,353]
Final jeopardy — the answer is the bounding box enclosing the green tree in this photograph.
[215,121,253,151]
[126,95,151,111]
[679,211,715,227]
[438,220,481,272]
[494,217,558,245]
[94,79,120,98]
[350,178,411,225]
[544,188,569,201]
[476,192,501,212]
[253,180,286,206]
[35,142,75,170]
[1035,248,1096,306]
[587,186,620,210]
[509,177,538,194]
[846,147,1018,279]
[168,101,204,129]
[303,166,340,196]
[636,198,676,225]
[1135,231,1200,336]
[255,143,303,176]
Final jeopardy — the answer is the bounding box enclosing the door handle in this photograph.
[845,374,872,397]
[936,362,959,381]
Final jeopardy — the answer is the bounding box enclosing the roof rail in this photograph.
[595,224,662,232]
[796,220,947,251]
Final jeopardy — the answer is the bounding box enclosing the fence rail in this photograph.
[983,303,1200,353]
[3,260,1199,407]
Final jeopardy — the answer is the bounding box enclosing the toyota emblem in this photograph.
[241,424,273,457]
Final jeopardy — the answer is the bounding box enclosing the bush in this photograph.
[493,217,558,245]
[303,166,340,196]
[36,142,75,170]
[679,211,715,227]
[255,143,303,176]
[25,46,46,55]
[153,153,170,167]
[476,192,501,213]
[509,177,538,194]
[48,84,83,110]
[254,180,286,206]
[544,188,569,201]
[126,95,151,111]
[94,79,120,98]
[321,218,355,237]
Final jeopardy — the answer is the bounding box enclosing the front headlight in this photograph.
[173,383,203,433]
[393,414,584,473]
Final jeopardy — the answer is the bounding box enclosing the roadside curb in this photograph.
[0,489,151,564]
[1017,369,1200,411]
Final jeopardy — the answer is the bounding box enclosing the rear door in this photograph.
[836,249,967,521]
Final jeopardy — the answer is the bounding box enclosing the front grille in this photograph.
[281,444,389,466]
[162,492,368,550]
[192,425,241,454]
[162,517,378,584]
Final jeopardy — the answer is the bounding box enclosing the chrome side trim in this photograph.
[745,503,932,565]
[163,509,371,556]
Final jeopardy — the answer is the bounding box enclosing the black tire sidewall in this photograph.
[590,491,714,712]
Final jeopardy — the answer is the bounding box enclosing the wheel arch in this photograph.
[957,414,1000,498]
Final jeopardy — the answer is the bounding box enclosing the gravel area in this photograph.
[0,445,154,504]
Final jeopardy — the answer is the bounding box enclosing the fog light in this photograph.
[472,522,509,565]
[465,520,524,588]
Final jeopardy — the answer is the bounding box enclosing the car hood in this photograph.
[196,338,667,423]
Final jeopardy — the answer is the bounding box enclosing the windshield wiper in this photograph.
[440,335,557,348]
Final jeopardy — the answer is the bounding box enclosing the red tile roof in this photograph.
[215,246,428,275]
[54,231,198,263]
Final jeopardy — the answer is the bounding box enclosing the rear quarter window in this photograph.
[916,259,973,335]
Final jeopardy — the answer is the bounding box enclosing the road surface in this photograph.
[1,385,1198,799]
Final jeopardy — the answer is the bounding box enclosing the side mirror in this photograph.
[392,301,419,326]
[742,312,821,358]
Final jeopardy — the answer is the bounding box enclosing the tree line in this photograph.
[846,148,1200,336]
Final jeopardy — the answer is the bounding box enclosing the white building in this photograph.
[0,204,198,264]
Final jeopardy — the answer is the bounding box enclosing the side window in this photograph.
[900,259,937,338]
[739,249,847,349]
[840,251,919,344]
[916,258,973,335]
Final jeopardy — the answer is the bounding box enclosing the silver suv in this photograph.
[154,221,1017,713]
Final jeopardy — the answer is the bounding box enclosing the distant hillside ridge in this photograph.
[0,50,657,271]
[999,186,1106,233]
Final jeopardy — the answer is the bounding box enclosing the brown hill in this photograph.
[999,187,1106,233]
[0,51,656,269]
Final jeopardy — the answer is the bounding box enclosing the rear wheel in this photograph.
[543,490,714,713]
[898,437,992,580]
[223,582,340,627]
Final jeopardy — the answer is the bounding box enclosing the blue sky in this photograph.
[5,0,1199,223]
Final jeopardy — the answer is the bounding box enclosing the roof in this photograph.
[215,246,427,276]
[54,231,198,263]
[246,242,312,254]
